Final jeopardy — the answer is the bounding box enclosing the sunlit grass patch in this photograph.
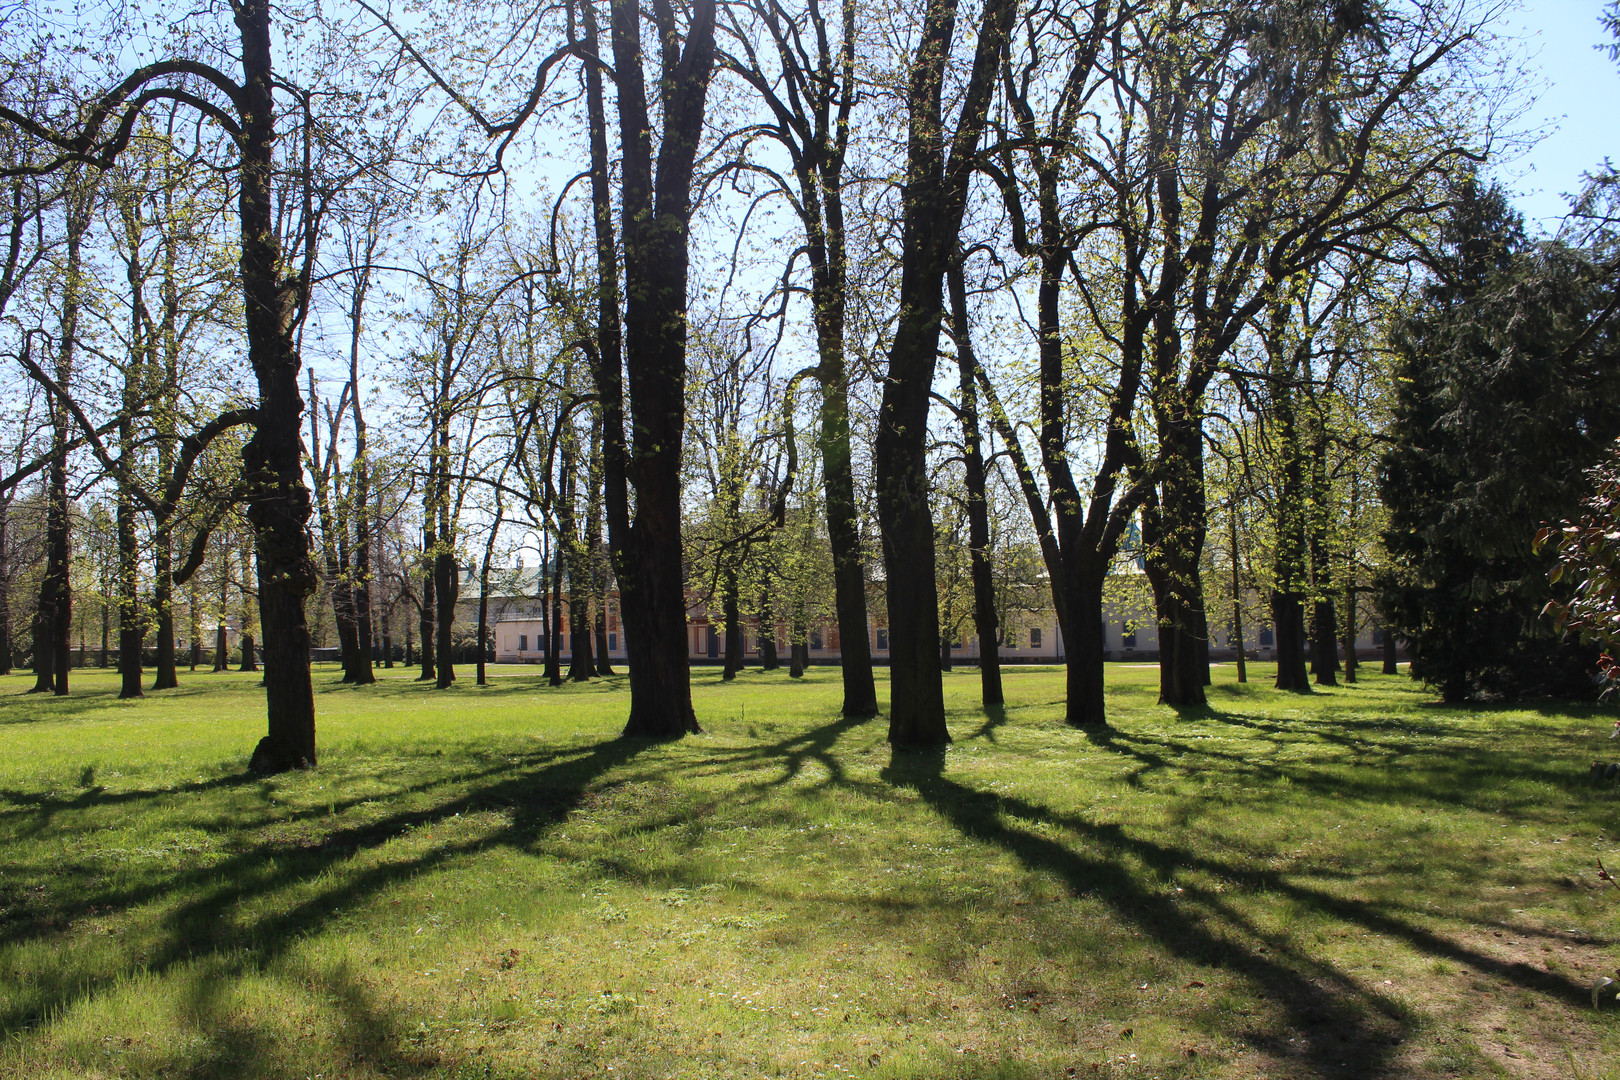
[1,661,1618,1078]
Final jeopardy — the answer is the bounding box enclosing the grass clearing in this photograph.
[2,661,1619,1078]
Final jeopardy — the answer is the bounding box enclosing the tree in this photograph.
[1381,180,1620,700]
[874,0,1017,746]
[974,0,1176,730]
[601,0,720,735]
[684,322,792,683]
[29,169,93,696]
[945,264,1002,705]
[0,0,378,771]
[1538,439,1620,685]
[716,0,878,714]
[100,125,239,693]
[1046,0,1482,710]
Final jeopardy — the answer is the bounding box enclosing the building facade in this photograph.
[487,597,1392,665]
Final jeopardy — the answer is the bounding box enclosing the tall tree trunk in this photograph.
[347,229,376,684]
[758,571,779,671]
[1308,426,1338,687]
[116,481,143,699]
[1147,416,1209,707]
[352,546,374,680]
[586,417,614,676]
[187,580,201,672]
[150,222,183,693]
[418,525,435,681]
[950,270,1002,707]
[1382,625,1397,674]
[1341,474,1359,684]
[31,524,58,695]
[874,0,1014,745]
[476,557,491,686]
[1273,589,1309,690]
[1311,599,1339,686]
[547,533,564,687]
[434,549,456,688]
[310,374,358,684]
[752,0,878,716]
[562,432,594,683]
[239,0,317,772]
[1228,502,1247,683]
[593,593,613,676]
[790,602,808,679]
[50,184,91,695]
[0,498,11,676]
[45,437,70,695]
[1271,388,1311,691]
[816,315,876,712]
[33,182,89,696]
[1342,592,1358,683]
[475,496,504,688]
[806,151,877,715]
[151,536,177,689]
[721,565,742,681]
[335,545,359,681]
[238,536,259,673]
[604,0,714,737]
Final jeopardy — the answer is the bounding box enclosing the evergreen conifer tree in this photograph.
[1380,180,1620,700]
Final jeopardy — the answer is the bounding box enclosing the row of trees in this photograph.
[0,0,1611,770]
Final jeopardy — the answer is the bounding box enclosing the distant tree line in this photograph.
[0,0,1611,775]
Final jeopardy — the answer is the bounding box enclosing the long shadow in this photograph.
[967,704,1010,742]
[880,746,1590,1080]
[0,772,263,824]
[740,711,877,791]
[1091,708,1585,819]
[8,691,1601,1074]
[0,733,652,1045]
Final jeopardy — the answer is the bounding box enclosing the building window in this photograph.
[609,632,618,651]
[1030,627,1042,649]
[1122,623,1136,649]
[876,627,888,650]
[519,634,528,652]
[1259,626,1275,646]
[1371,627,1384,646]
[810,630,823,650]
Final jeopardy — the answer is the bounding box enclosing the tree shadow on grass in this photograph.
[1090,704,1585,821]
[737,710,875,790]
[0,775,273,852]
[966,704,1010,742]
[4,696,1606,1078]
[0,733,654,1070]
[879,744,1590,1080]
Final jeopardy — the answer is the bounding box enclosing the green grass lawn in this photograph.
[2,661,1618,1079]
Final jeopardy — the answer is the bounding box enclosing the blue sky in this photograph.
[1502,0,1620,232]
